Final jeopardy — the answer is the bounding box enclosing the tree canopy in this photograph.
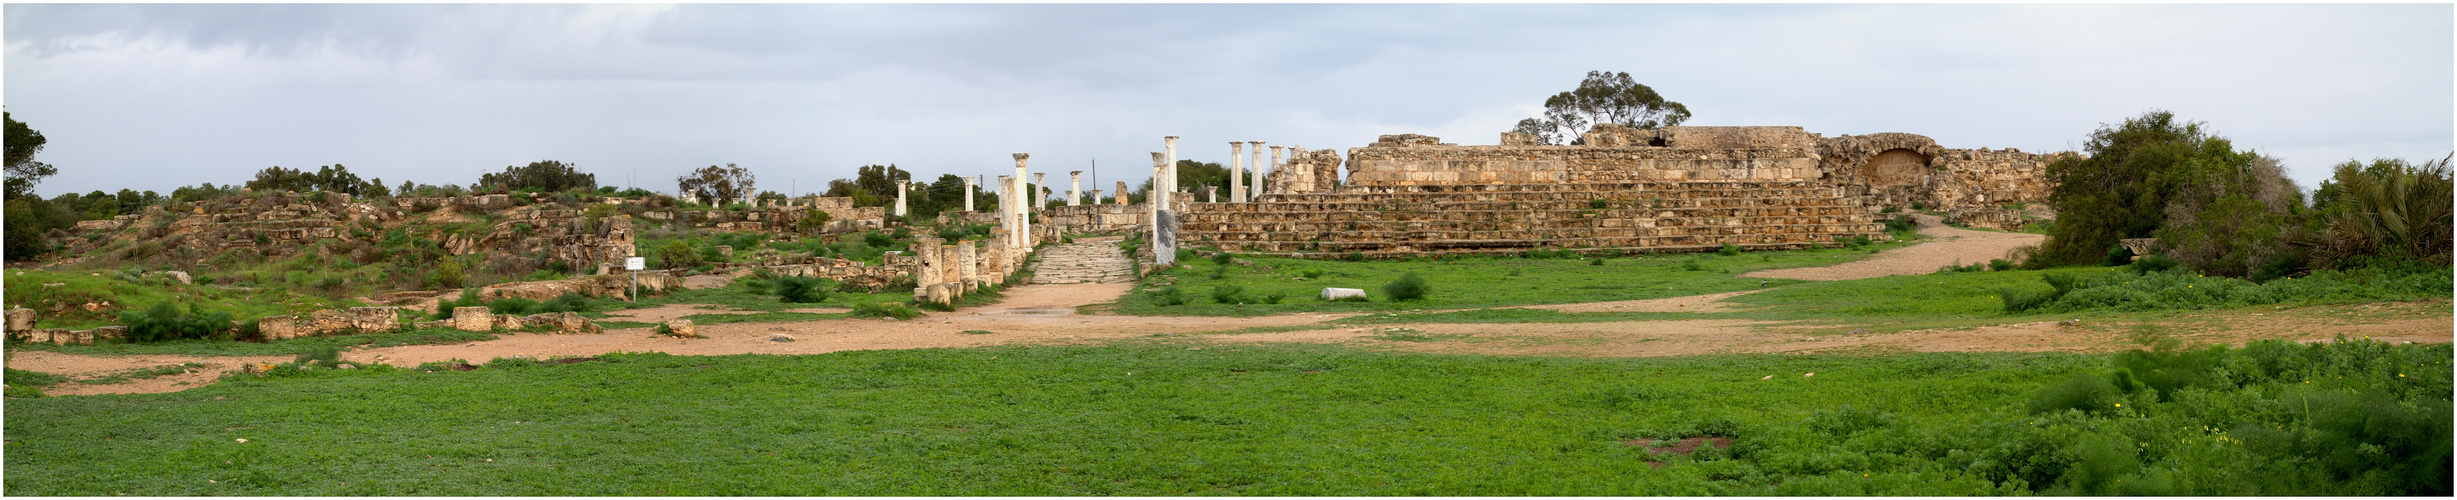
[1510,71,1691,146]
[478,160,597,193]
[677,163,756,204]
[5,112,55,200]
[243,164,389,197]
[2037,111,2281,272]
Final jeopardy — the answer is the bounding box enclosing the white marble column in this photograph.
[1149,152,1166,244]
[1067,171,1082,206]
[1163,136,1179,202]
[1032,172,1047,212]
[1011,153,1031,250]
[1227,141,1245,205]
[1247,141,1266,202]
[964,175,977,212]
[894,179,910,217]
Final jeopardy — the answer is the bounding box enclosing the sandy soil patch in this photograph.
[1743,214,2042,281]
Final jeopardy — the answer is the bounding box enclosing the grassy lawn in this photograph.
[1106,240,1917,317]
[6,339,2442,495]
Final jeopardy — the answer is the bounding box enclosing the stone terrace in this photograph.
[1180,181,1886,258]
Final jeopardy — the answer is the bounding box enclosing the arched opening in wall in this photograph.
[1859,149,1929,187]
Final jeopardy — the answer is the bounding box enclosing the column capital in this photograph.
[1011,152,1029,161]
[1250,140,1265,146]
[1069,170,1083,176]
[1151,152,1166,166]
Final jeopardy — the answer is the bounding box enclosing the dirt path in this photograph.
[1742,214,2042,281]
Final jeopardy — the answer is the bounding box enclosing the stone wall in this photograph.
[1041,203,1146,235]
[1180,126,2055,257]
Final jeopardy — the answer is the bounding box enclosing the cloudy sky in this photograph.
[5,3,2450,198]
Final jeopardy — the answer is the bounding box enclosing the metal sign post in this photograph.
[625,257,646,302]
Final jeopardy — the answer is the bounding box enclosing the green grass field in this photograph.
[5,339,2443,495]
[1107,241,1916,317]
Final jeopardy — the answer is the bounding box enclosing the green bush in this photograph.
[1382,272,1429,301]
[485,297,541,316]
[539,292,593,313]
[1259,291,1286,304]
[1210,252,1235,266]
[1299,269,1326,279]
[1717,243,1741,256]
[863,231,894,248]
[2128,254,2181,274]
[1209,284,1247,305]
[657,240,701,271]
[850,301,918,320]
[1149,286,1188,306]
[1988,258,2016,271]
[118,302,235,343]
[774,276,835,304]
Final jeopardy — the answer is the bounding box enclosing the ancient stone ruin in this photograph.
[1183,125,2059,258]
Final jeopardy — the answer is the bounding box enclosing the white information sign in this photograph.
[625,257,646,271]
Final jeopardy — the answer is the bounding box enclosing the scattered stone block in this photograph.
[258,316,307,340]
[5,307,33,334]
[450,306,493,332]
[662,319,697,338]
[1321,288,1368,301]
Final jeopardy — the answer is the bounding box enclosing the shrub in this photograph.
[1382,272,1429,301]
[1681,258,1706,271]
[1210,252,1235,266]
[540,292,592,313]
[485,297,541,316]
[118,302,235,343]
[1210,284,1247,305]
[1259,291,1286,304]
[1988,258,2016,271]
[2128,254,2181,275]
[433,257,465,289]
[774,276,835,303]
[850,301,918,320]
[1941,262,1986,273]
[1589,258,1604,266]
[1997,287,2055,313]
[651,240,699,271]
[862,231,894,248]
[1588,198,1610,209]
[1149,286,1188,306]
[1299,269,1326,279]
[1717,243,1741,256]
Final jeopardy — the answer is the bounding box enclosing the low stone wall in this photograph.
[257,307,404,340]
[406,307,599,334]
[1042,203,1146,235]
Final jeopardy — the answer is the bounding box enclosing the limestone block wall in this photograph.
[441,208,636,272]
[1344,144,1822,186]
[1183,181,1888,259]
[1041,203,1147,235]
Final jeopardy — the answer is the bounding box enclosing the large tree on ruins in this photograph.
[1511,71,1691,145]
[677,163,756,204]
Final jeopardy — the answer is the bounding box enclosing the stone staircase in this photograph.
[1028,238,1136,284]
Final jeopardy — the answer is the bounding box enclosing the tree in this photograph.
[5,112,55,199]
[1510,71,1691,146]
[677,163,756,204]
[2305,155,2454,269]
[2036,111,2264,268]
[245,164,385,196]
[478,160,597,193]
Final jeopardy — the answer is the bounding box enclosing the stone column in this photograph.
[1268,145,1286,197]
[996,174,1014,248]
[1206,186,1218,203]
[958,240,979,293]
[1247,141,1266,202]
[1068,171,1083,206]
[964,175,977,212]
[1149,152,1166,247]
[1032,172,1047,213]
[1012,153,1031,251]
[1163,136,1179,202]
[1228,141,1245,204]
[894,179,910,218]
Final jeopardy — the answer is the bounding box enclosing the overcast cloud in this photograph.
[5,3,2449,198]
